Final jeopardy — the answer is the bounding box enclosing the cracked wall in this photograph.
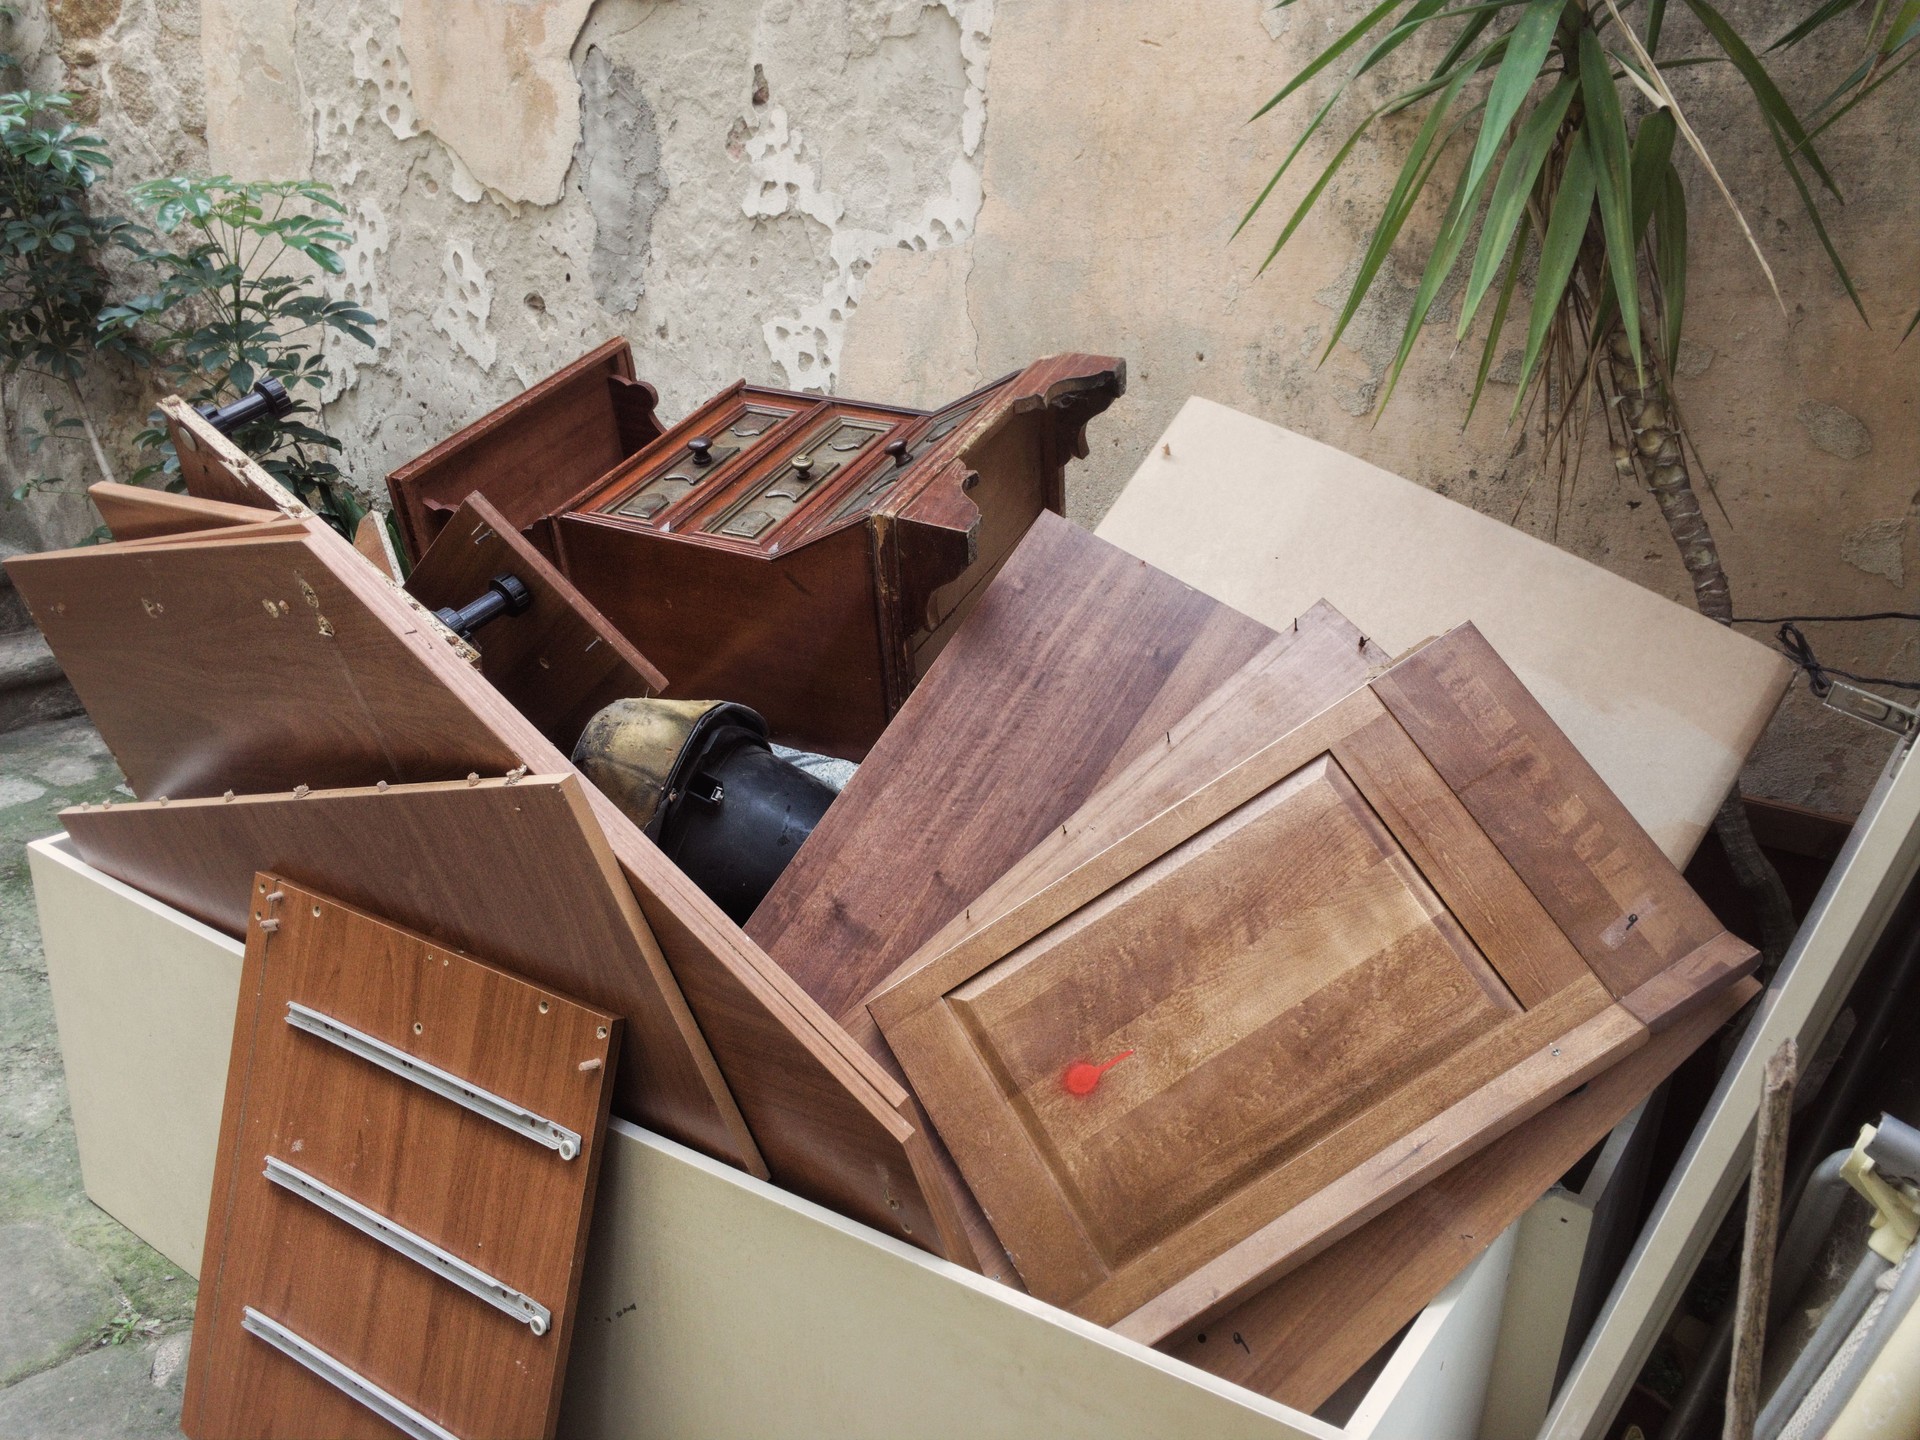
[7,0,1920,820]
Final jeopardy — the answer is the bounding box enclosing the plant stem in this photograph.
[1605,327,1796,974]
[62,376,117,487]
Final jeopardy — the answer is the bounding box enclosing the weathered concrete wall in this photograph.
[6,0,1917,817]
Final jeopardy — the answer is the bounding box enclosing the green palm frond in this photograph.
[1240,0,1867,434]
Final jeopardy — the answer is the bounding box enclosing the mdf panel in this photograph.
[558,513,890,758]
[1095,398,1792,865]
[182,877,618,1440]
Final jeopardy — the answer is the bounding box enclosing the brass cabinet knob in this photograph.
[791,453,814,476]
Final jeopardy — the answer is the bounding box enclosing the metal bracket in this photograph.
[242,1307,461,1440]
[265,1157,553,1335]
[284,1001,581,1160]
[1821,681,1920,740]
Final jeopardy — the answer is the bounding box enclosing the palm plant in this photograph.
[1241,0,1889,965]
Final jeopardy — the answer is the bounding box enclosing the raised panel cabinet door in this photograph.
[868,628,1756,1342]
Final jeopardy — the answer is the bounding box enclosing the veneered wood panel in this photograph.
[22,406,960,1261]
[90,482,277,542]
[182,876,617,1440]
[1372,625,1727,998]
[749,512,1310,1025]
[406,493,667,750]
[386,337,657,559]
[61,775,757,1174]
[557,513,891,759]
[5,533,524,800]
[1159,975,1760,1412]
[872,626,1751,1340]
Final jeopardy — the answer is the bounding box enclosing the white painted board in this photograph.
[1095,398,1794,864]
[28,834,1507,1440]
[1545,735,1920,1438]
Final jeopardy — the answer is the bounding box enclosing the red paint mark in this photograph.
[1063,1050,1135,1097]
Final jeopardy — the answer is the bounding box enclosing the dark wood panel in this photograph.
[1159,976,1760,1409]
[406,493,667,751]
[386,336,658,559]
[1373,624,1730,998]
[557,514,891,759]
[182,876,617,1440]
[62,775,757,1174]
[748,511,1290,1024]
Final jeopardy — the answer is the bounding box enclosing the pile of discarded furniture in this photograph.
[16,342,1838,1439]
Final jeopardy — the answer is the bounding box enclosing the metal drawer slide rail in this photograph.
[264,1156,553,1335]
[241,1307,461,1440]
[284,1001,581,1159]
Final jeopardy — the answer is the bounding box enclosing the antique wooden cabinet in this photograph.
[387,344,1125,757]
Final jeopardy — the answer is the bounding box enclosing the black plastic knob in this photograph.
[434,573,533,641]
[195,378,295,435]
[688,437,714,464]
[886,439,910,467]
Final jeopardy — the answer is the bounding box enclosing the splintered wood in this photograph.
[181,877,617,1440]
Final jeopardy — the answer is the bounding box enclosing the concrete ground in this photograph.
[0,716,192,1437]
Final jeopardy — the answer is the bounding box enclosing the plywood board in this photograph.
[60,774,754,1173]
[871,626,1755,1340]
[406,492,667,749]
[182,876,617,1439]
[1094,398,1792,863]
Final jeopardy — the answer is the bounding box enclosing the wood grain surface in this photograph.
[870,624,1751,1339]
[386,337,660,559]
[15,421,977,1257]
[62,775,758,1174]
[749,511,1320,1024]
[181,876,617,1439]
[1372,625,1730,999]
[6,532,527,800]
[90,482,278,542]
[406,493,667,750]
[1158,976,1760,1410]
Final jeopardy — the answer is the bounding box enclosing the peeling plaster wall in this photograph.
[6,0,1918,819]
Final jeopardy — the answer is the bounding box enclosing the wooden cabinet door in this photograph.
[868,626,1754,1342]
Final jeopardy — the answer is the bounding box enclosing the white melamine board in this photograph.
[1481,1189,1593,1440]
[1095,398,1793,864]
[1544,736,1920,1438]
[32,833,1507,1440]
[29,834,242,1276]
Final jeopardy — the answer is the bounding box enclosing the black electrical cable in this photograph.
[1724,613,1920,697]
